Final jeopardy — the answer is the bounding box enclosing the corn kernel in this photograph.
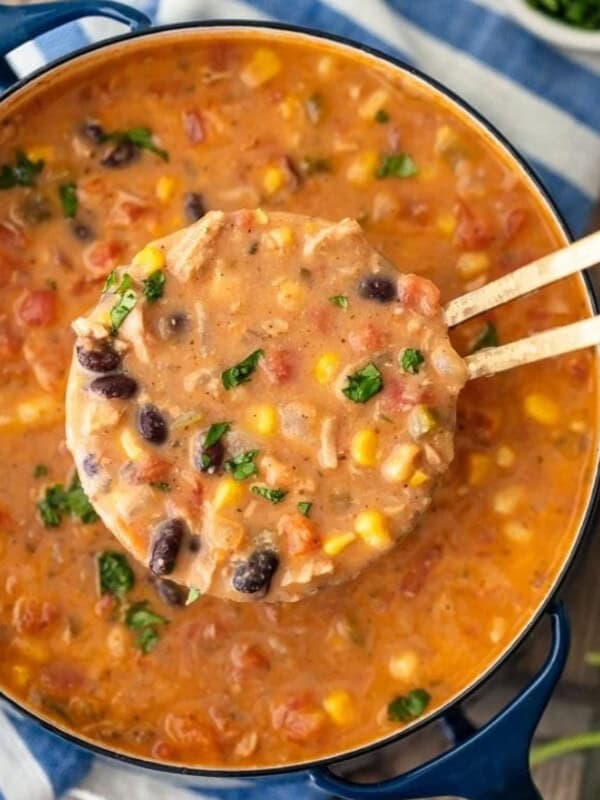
[489,616,506,644]
[213,477,245,510]
[11,664,31,688]
[155,176,176,202]
[240,48,282,88]
[358,88,389,120]
[120,429,145,461]
[496,445,515,469]
[389,650,419,681]
[493,485,523,515]
[354,509,392,549]
[346,150,379,185]
[16,396,64,429]
[409,405,437,438]
[247,404,278,436]
[409,469,429,488]
[434,125,459,157]
[314,352,341,385]
[381,444,420,484]
[323,531,356,557]
[351,429,379,467]
[26,145,54,163]
[278,95,299,120]
[132,244,166,275]
[436,213,457,236]
[263,165,285,195]
[254,208,269,224]
[503,520,532,543]
[524,393,559,426]
[323,690,355,725]
[467,452,491,486]
[268,226,294,248]
[276,279,305,311]
[456,251,490,280]
[317,55,335,78]
[569,419,586,434]
[15,636,49,663]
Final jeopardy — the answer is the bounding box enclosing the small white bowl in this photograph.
[508,0,600,52]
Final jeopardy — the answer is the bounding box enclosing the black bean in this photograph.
[152,576,185,606]
[89,374,138,399]
[81,121,105,144]
[183,192,206,222]
[138,404,168,445]
[100,140,137,168]
[194,434,224,475]
[232,549,279,595]
[188,535,201,553]
[150,518,186,576]
[77,344,122,374]
[358,275,396,303]
[82,454,99,477]
[71,220,95,242]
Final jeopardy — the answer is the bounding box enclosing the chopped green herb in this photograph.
[142,270,165,304]
[226,449,259,481]
[200,422,232,471]
[299,156,332,175]
[297,501,312,517]
[376,153,418,179]
[98,551,134,598]
[204,421,231,450]
[375,109,390,123]
[58,182,78,218]
[526,0,600,29]
[329,295,348,309]
[150,481,171,492]
[37,473,98,528]
[0,150,44,190]
[125,601,168,654]
[186,587,202,605]
[109,274,137,333]
[400,348,425,374]
[251,485,288,504]
[342,362,383,404]
[103,269,118,292]
[222,349,264,390]
[304,93,323,124]
[387,688,431,722]
[33,464,48,479]
[470,321,499,353]
[103,126,168,161]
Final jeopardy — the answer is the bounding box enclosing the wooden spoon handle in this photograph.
[465,314,600,379]
[445,229,600,327]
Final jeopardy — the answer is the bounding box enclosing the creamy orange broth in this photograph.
[0,32,596,767]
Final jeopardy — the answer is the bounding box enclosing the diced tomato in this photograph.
[502,208,528,241]
[164,712,217,749]
[109,192,149,226]
[182,110,206,144]
[230,642,270,671]
[349,323,384,355]
[271,695,326,743]
[454,202,495,250]
[134,456,172,484]
[40,662,84,698]
[187,478,204,511]
[0,220,25,250]
[261,348,293,384]
[457,406,500,444]
[380,377,423,416]
[278,514,321,556]
[83,240,124,278]
[12,596,59,635]
[307,305,332,335]
[94,593,117,620]
[396,274,440,317]
[16,289,56,327]
[399,543,443,598]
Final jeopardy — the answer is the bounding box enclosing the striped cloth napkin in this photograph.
[1,1,599,798]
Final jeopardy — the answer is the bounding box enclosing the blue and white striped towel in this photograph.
[1,1,599,798]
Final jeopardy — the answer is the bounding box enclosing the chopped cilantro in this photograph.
[251,485,287,504]
[37,472,98,528]
[103,269,118,292]
[226,449,259,481]
[103,126,168,161]
[375,109,390,123]
[470,321,499,353]
[186,587,202,605]
[376,153,418,179]
[150,481,171,492]
[400,348,425,374]
[297,501,312,517]
[0,150,44,190]
[222,349,264,390]
[125,601,168,654]
[58,181,78,218]
[204,421,231,449]
[387,689,431,722]
[342,362,383,404]
[109,273,137,333]
[33,464,48,479]
[199,422,231,472]
[329,295,348,309]
[142,270,165,304]
[98,551,134,598]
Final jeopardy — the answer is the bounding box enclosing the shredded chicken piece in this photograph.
[119,305,150,364]
[318,416,338,470]
[80,399,123,435]
[162,210,226,282]
[303,218,362,258]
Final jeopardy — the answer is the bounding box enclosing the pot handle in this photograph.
[0,1,151,58]
[308,602,569,800]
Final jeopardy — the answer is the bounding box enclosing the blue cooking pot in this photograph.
[0,4,597,799]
